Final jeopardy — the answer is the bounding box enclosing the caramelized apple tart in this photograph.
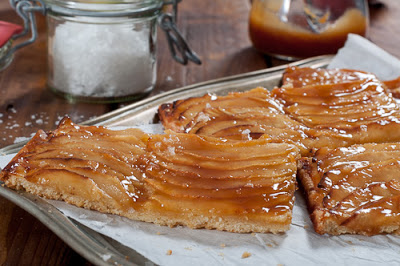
[4,66,400,236]
[0,117,300,233]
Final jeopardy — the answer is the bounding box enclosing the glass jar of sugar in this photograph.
[0,0,200,103]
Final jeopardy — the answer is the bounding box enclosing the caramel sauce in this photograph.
[249,2,367,58]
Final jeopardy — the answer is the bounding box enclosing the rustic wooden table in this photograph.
[0,0,398,265]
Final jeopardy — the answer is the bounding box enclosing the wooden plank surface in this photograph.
[0,0,398,265]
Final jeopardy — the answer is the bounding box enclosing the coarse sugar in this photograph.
[49,19,156,99]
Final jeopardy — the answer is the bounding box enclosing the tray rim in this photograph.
[0,55,332,265]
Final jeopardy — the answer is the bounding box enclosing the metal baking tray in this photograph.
[0,55,332,265]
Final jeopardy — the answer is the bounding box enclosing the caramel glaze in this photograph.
[298,143,400,235]
[0,117,300,232]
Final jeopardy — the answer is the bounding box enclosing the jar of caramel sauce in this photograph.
[249,0,369,60]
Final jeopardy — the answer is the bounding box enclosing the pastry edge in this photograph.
[3,173,292,234]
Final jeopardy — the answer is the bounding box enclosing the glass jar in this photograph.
[46,0,159,103]
[249,0,369,60]
[0,0,200,103]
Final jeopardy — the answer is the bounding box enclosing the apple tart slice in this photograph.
[159,68,400,155]
[0,118,300,233]
[159,87,312,155]
[272,67,400,149]
[283,66,400,99]
[298,143,400,235]
[0,117,150,215]
[140,132,300,233]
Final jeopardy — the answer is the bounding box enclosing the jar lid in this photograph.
[44,0,164,17]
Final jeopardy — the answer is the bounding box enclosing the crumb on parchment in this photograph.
[166,250,172,255]
[241,252,251,259]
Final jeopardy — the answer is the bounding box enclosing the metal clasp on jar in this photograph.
[0,0,201,70]
[159,0,201,65]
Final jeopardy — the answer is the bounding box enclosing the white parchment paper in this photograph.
[328,34,400,80]
[2,35,400,265]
